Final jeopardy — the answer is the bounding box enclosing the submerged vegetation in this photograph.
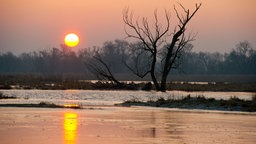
[117,95,256,112]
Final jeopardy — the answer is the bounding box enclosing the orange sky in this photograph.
[1,0,256,54]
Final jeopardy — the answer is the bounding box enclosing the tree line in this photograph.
[0,40,255,75]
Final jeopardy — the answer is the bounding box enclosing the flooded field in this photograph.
[0,90,254,106]
[0,90,255,143]
[0,107,255,144]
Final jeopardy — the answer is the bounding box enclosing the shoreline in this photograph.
[0,102,255,114]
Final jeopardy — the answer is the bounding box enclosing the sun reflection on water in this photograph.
[64,112,78,144]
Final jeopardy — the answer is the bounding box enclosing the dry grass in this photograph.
[119,95,256,112]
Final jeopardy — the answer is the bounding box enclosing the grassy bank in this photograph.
[0,102,82,109]
[117,95,256,112]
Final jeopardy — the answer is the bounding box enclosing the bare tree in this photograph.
[123,3,201,91]
[235,40,253,57]
[87,50,122,85]
[84,40,130,86]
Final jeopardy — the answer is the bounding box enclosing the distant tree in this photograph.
[195,52,224,74]
[0,52,18,73]
[235,41,253,57]
[19,52,37,72]
[224,41,256,74]
[123,3,202,91]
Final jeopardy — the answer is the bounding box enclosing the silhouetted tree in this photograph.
[123,3,202,91]
[84,40,130,85]
[0,52,18,73]
[224,41,255,74]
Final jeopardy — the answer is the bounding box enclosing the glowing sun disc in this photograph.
[64,33,79,47]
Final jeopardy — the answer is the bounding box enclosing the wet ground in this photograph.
[0,107,255,144]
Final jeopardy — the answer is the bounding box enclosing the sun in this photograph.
[64,33,79,47]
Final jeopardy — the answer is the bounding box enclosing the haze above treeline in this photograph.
[0,40,255,78]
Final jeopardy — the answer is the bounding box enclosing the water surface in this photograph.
[0,107,255,144]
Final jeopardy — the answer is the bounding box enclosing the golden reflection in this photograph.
[64,89,79,93]
[64,104,80,108]
[64,112,78,144]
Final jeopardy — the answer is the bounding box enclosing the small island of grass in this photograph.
[116,95,256,112]
[0,102,82,109]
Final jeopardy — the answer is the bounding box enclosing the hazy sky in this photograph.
[1,0,256,55]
